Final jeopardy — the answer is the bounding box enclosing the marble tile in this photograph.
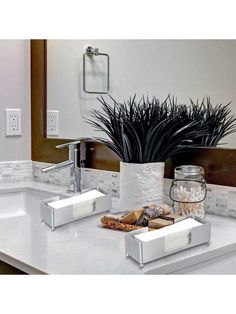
[33,161,70,187]
[33,161,120,196]
[1,160,236,219]
[0,160,32,182]
[32,161,236,219]
[81,168,119,196]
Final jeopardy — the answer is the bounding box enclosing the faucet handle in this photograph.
[56,140,81,149]
[55,137,94,149]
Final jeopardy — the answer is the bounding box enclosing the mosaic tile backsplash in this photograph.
[0,160,32,182]
[33,161,119,197]
[33,161,71,187]
[32,161,236,218]
[1,160,236,218]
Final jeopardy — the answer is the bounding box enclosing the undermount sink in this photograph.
[0,187,63,219]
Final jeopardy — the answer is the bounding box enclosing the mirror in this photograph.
[47,40,236,148]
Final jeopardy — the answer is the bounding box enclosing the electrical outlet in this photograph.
[5,109,22,136]
[47,110,59,136]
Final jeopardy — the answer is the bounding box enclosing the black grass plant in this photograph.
[187,97,236,147]
[87,96,208,163]
[86,95,236,163]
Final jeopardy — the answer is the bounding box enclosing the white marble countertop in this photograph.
[0,180,236,274]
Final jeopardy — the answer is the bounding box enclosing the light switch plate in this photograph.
[47,110,59,136]
[5,109,22,136]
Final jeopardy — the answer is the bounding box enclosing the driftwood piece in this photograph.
[101,216,143,232]
[100,203,174,232]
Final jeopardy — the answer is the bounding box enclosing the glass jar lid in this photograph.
[174,165,205,181]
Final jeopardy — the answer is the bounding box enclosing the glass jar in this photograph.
[169,165,207,219]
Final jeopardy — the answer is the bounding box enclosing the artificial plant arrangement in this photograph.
[87,95,208,163]
[87,95,236,210]
[186,97,236,147]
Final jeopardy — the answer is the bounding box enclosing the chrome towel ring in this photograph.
[83,46,110,94]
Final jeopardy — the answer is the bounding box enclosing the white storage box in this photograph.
[41,189,111,230]
[125,216,211,267]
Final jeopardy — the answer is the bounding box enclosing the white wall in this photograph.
[0,40,31,161]
[47,40,236,147]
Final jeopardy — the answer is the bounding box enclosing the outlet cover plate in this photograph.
[5,109,22,136]
[47,110,59,136]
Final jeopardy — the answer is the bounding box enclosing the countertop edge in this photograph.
[145,242,236,274]
[0,251,47,275]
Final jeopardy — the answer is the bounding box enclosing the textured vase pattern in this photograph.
[119,161,165,211]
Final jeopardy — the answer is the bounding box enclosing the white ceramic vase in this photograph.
[119,161,165,211]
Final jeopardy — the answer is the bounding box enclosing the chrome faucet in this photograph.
[41,140,81,193]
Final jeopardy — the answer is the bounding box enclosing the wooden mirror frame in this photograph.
[31,40,71,163]
[31,39,236,186]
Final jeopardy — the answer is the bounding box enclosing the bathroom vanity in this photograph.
[1,180,236,275]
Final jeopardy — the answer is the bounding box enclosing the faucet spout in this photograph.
[41,160,74,173]
[40,140,82,193]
